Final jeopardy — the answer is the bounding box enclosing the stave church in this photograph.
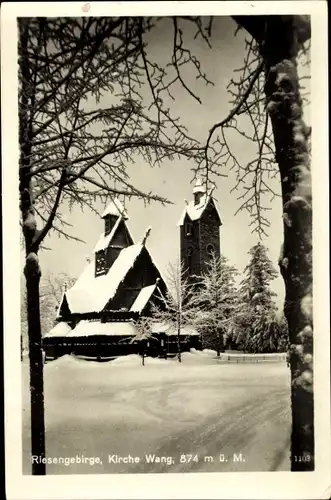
[43,179,222,361]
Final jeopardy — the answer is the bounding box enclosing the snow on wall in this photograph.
[130,283,157,313]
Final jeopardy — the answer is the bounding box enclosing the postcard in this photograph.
[2,1,330,499]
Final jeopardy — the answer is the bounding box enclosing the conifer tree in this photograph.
[192,254,239,356]
[234,242,280,353]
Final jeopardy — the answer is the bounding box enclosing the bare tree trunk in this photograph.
[24,253,46,475]
[263,16,313,471]
[216,332,221,357]
[19,19,46,475]
[177,312,182,363]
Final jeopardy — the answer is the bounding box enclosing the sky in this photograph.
[29,16,310,310]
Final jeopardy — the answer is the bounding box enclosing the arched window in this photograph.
[187,247,193,274]
[207,244,215,260]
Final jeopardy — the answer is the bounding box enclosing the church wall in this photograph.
[180,216,201,277]
[199,202,221,274]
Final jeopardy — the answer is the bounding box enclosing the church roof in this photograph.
[130,283,158,313]
[69,320,138,337]
[63,244,143,314]
[101,198,127,219]
[93,215,134,253]
[46,321,72,338]
[177,191,222,226]
[45,320,199,338]
[150,322,199,336]
[192,177,205,194]
[93,215,123,252]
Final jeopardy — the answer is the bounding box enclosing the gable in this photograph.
[103,247,165,312]
[94,217,134,253]
[201,198,221,225]
[109,220,133,248]
[178,192,222,226]
[57,293,71,319]
[147,282,168,313]
[65,245,143,314]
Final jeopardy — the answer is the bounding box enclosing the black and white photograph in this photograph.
[2,2,330,499]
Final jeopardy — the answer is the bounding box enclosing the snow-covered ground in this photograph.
[22,351,291,475]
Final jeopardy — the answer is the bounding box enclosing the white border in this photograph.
[2,2,330,499]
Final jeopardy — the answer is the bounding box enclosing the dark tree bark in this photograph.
[216,333,221,358]
[234,15,313,471]
[19,19,46,475]
[263,17,313,471]
[24,253,45,475]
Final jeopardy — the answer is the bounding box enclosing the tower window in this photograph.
[207,244,215,260]
[95,250,107,276]
[187,247,193,274]
[185,222,193,236]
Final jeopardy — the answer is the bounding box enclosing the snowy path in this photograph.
[22,353,291,475]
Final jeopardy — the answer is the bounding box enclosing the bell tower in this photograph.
[178,179,222,282]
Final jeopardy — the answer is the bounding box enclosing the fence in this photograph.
[216,352,287,363]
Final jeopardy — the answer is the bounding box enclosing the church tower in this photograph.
[178,179,222,282]
[94,198,134,277]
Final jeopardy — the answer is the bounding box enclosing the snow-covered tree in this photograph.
[21,272,75,359]
[233,242,280,353]
[18,17,214,473]
[17,14,315,473]
[192,253,239,356]
[152,260,197,363]
[200,15,313,470]
[131,317,155,366]
[276,314,290,353]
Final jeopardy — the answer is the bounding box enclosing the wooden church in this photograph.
[43,179,222,361]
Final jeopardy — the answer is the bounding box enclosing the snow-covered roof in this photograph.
[55,292,66,320]
[193,178,205,194]
[65,244,143,314]
[130,283,158,313]
[177,191,221,226]
[93,215,122,253]
[101,198,127,218]
[45,322,72,338]
[68,320,138,337]
[46,319,199,339]
[151,322,199,336]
